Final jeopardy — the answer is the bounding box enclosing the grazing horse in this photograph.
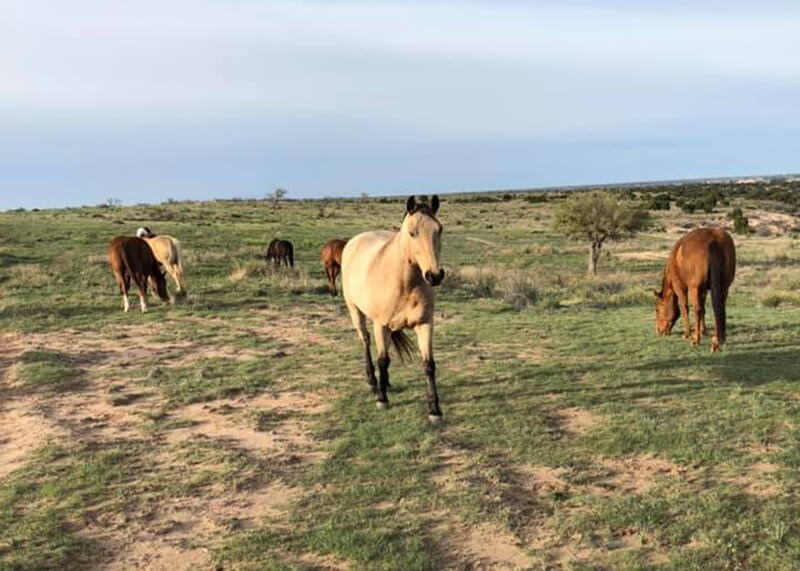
[654,227,736,352]
[136,227,187,297]
[342,196,445,421]
[266,238,294,268]
[108,236,169,312]
[320,239,347,296]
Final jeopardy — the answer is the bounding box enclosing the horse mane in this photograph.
[406,204,439,221]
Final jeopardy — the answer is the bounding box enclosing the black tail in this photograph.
[709,253,726,343]
[288,246,294,268]
[390,330,414,363]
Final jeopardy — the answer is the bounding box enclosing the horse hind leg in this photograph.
[689,287,703,346]
[115,271,130,312]
[133,273,148,313]
[164,263,181,302]
[331,264,340,296]
[347,301,377,393]
[373,322,391,408]
[698,289,708,336]
[326,265,337,296]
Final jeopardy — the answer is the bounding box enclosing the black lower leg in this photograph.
[364,339,377,391]
[425,359,441,417]
[377,354,390,404]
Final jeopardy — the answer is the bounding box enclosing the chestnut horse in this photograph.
[136,227,186,297]
[266,238,294,268]
[342,196,445,421]
[654,227,736,352]
[320,239,347,296]
[108,236,170,313]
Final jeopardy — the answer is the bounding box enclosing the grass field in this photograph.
[2,192,800,569]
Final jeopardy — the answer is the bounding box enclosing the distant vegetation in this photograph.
[553,191,650,275]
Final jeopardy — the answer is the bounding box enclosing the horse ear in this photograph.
[406,196,417,213]
[430,195,439,214]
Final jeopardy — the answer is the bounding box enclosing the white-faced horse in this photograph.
[341,196,445,421]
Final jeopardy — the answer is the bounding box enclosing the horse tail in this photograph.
[390,330,414,363]
[288,243,294,268]
[709,250,726,343]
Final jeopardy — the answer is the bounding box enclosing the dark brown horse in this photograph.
[654,227,735,352]
[320,239,347,296]
[108,236,170,313]
[266,238,294,268]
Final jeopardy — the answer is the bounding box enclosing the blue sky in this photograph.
[2,1,799,209]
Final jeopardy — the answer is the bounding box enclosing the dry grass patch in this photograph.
[554,406,604,436]
[597,455,692,495]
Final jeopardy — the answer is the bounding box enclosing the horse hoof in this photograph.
[376,401,389,410]
[428,414,443,423]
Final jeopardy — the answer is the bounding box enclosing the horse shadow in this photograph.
[633,345,800,389]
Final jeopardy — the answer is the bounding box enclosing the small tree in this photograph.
[268,188,288,202]
[553,191,650,275]
[729,207,752,234]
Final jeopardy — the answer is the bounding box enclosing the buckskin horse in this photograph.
[654,227,736,352]
[320,238,347,296]
[136,227,187,297]
[341,196,446,421]
[108,236,170,313]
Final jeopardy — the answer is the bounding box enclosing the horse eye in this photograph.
[409,229,418,238]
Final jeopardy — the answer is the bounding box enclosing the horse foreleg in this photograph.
[415,322,442,421]
[373,323,391,408]
[348,302,377,392]
[675,287,691,341]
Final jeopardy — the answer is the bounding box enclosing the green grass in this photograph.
[15,350,82,392]
[4,194,800,568]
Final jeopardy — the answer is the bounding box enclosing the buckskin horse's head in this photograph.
[401,195,445,287]
[653,289,679,335]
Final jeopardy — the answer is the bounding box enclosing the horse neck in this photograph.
[378,232,419,291]
[661,263,675,296]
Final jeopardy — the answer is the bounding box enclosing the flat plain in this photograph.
[2,188,800,569]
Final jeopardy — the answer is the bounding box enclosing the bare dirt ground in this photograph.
[0,324,331,570]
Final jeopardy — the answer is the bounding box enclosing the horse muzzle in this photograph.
[424,269,445,287]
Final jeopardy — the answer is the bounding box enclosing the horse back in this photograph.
[668,228,735,288]
[108,236,158,276]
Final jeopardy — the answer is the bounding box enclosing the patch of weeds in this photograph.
[250,409,292,432]
[16,350,82,392]
[166,438,272,496]
[144,356,288,406]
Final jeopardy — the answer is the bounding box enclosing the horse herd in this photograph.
[106,195,735,421]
